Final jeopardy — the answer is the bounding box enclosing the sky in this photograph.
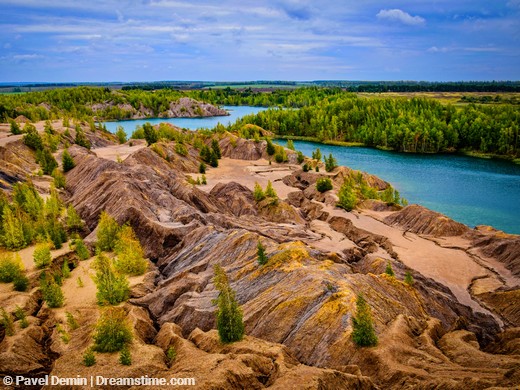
[0,0,519,82]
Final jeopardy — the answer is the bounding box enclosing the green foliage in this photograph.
[62,149,75,172]
[119,346,132,365]
[199,162,206,174]
[404,271,415,286]
[324,153,338,172]
[22,124,43,150]
[66,205,84,232]
[166,346,176,365]
[201,174,207,185]
[0,253,24,283]
[0,308,14,336]
[175,142,188,156]
[312,148,322,161]
[209,150,218,167]
[114,225,148,276]
[77,276,84,287]
[213,264,244,343]
[10,120,22,135]
[33,243,52,269]
[72,237,90,260]
[40,274,64,308]
[253,182,265,202]
[96,211,120,252]
[1,207,25,250]
[352,294,378,347]
[316,177,333,192]
[315,165,319,172]
[297,151,305,164]
[266,138,275,155]
[36,147,58,175]
[337,181,358,211]
[74,126,91,149]
[15,306,29,328]
[143,123,158,146]
[302,163,310,172]
[52,169,66,189]
[94,252,130,306]
[257,241,268,265]
[211,139,222,159]
[13,273,29,292]
[116,126,127,144]
[385,262,395,277]
[62,260,71,279]
[265,180,277,199]
[274,146,288,163]
[83,348,96,366]
[66,311,79,330]
[93,307,133,352]
[286,139,295,150]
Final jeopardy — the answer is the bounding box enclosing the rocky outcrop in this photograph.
[384,204,470,237]
[210,182,257,217]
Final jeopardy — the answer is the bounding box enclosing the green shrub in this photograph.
[201,174,207,185]
[62,260,71,279]
[66,205,84,232]
[385,262,395,277]
[13,274,29,292]
[96,212,120,252]
[52,169,66,189]
[73,238,90,260]
[265,180,277,199]
[166,346,176,365]
[0,253,24,283]
[77,277,84,287]
[40,275,64,308]
[175,142,188,156]
[119,346,132,365]
[83,348,96,366]
[213,265,244,343]
[14,306,29,329]
[62,149,75,172]
[337,181,357,211]
[404,272,414,286]
[211,139,221,159]
[116,126,127,144]
[93,307,133,352]
[253,182,265,202]
[316,177,333,193]
[312,148,322,161]
[286,139,295,150]
[36,148,58,175]
[274,147,287,163]
[114,225,148,276]
[143,123,158,146]
[22,124,43,150]
[266,139,275,156]
[0,308,14,336]
[75,127,91,149]
[33,243,52,269]
[257,241,268,266]
[324,153,338,172]
[302,163,310,172]
[10,120,22,135]
[351,294,378,347]
[66,311,79,330]
[1,207,26,250]
[94,253,129,306]
[297,151,305,164]
[199,162,206,174]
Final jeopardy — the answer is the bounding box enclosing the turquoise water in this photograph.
[277,140,520,234]
[103,105,266,134]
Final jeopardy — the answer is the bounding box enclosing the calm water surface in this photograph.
[104,105,266,134]
[276,140,520,234]
[104,106,520,234]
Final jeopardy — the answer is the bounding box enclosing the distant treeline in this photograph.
[1,86,518,158]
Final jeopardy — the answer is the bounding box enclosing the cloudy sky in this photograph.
[0,0,519,82]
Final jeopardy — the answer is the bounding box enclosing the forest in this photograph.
[0,86,518,157]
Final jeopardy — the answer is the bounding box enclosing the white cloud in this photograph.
[376,9,425,26]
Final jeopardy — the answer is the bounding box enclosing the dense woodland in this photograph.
[1,86,519,157]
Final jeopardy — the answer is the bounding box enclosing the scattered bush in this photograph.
[0,308,14,336]
[75,126,91,149]
[404,272,414,286]
[66,205,84,232]
[166,346,176,365]
[114,225,148,276]
[119,346,132,365]
[77,277,84,287]
[175,142,188,156]
[257,241,268,266]
[36,148,58,175]
[40,275,64,308]
[312,148,322,161]
[15,306,29,329]
[266,139,275,156]
[0,253,24,283]
[316,177,333,193]
[297,151,305,164]
[93,307,133,352]
[33,243,52,269]
[72,237,90,260]
[13,274,29,292]
[94,253,129,306]
[265,180,277,200]
[253,182,265,202]
[274,147,288,163]
[52,168,66,189]
[302,163,310,172]
[62,149,75,172]
[143,123,158,146]
[213,265,244,343]
[324,153,338,172]
[351,294,378,347]
[211,139,222,159]
[83,348,96,366]
[286,139,295,150]
[385,262,395,277]
[337,181,357,211]
[199,162,206,174]
[115,126,127,144]
[1,207,26,250]
[10,120,22,135]
[62,260,71,279]
[66,311,79,330]
[96,212,120,252]
[23,124,43,150]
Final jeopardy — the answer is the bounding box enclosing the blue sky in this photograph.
[0,0,519,82]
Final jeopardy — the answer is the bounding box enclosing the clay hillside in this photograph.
[0,118,519,390]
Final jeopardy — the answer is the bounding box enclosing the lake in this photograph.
[103,105,267,134]
[276,140,520,235]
